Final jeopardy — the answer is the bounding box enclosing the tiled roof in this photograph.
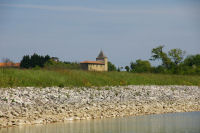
[0,62,20,67]
[80,61,104,65]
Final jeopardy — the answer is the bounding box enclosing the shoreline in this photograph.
[0,85,200,128]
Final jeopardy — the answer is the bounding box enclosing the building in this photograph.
[80,50,108,71]
[51,57,59,62]
[0,62,20,68]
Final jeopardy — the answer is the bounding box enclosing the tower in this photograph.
[96,50,108,71]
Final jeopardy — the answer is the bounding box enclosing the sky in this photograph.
[0,0,200,67]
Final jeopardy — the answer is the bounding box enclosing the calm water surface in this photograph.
[0,112,200,133]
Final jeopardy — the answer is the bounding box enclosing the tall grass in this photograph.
[1,68,200,87]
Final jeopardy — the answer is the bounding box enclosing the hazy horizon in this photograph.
[0,0,199,67]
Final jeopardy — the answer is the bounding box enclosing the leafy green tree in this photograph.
[108,61,117,71]
[43,55,50,67]
[181,54,200,75]
[151,45,172,69]
[184,54,200,67]
[20,54,50,68]
[125,66,130,72]
[117,67,120,72]
[29,53,40,67]
[130,59,151,73]
[168,48,186,65]
[20,55,31,68]
[151,65,167,73]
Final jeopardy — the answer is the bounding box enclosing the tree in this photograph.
[44,55,50,62]
[30,53,41,67]
[130,59,151,73]
[184,54,200,67]
[20,54,51,68]
[20,55,31,68]
[125,66,130,72]
[108,61,117,71]
[117,66,123,72]
[150,45,172,69]
[168,48,186,65]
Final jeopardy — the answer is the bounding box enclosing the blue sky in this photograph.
[0,0,199,67]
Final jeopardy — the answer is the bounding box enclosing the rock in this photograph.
[0,119,6,127]
[0,85,199,128]
[0,111,4,117]
[64,117,74,121]
[10,111,19,117]
[32,119,43,124]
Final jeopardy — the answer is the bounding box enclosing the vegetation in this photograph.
[130,60,151,73]
[1,46,200,87]
[1,68,200,87]
[108,61,117,71]
[125,66,130,72]
[44,60,80,70]
[183,54,200,67]
[129,45,200,75]
[20,53,81,70]
[1,46,199,88]
[20,53,50,68]
[18,46,200,75]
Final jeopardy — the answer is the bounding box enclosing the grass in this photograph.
[1,68,200,87]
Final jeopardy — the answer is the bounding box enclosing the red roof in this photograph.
[0,62,20,67]
[80,61,104,65]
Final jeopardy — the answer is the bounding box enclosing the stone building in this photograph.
[80,51,108,71]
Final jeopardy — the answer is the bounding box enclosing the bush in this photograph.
[184,54,200,67]
[125,66,130,72]
[130,59,151,73]
[108,61,117,71]
[44,60,80,70]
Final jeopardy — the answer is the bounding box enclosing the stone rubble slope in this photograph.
[0,85,199,127]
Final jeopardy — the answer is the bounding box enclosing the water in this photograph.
[1,112,200,133]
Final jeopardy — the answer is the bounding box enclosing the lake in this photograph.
[0,112,200,133]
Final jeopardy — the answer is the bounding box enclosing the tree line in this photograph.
[19,46,200,75]
[20,54,51,68]
[20,53,80,69]
[121,45,200,74]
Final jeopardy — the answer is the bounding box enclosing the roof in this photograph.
[97,50,107,59]
[80,61,104,65]
[51,57,59,60]
[0,62,20,67]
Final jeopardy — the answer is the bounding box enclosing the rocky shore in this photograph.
[0,85,200,128]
